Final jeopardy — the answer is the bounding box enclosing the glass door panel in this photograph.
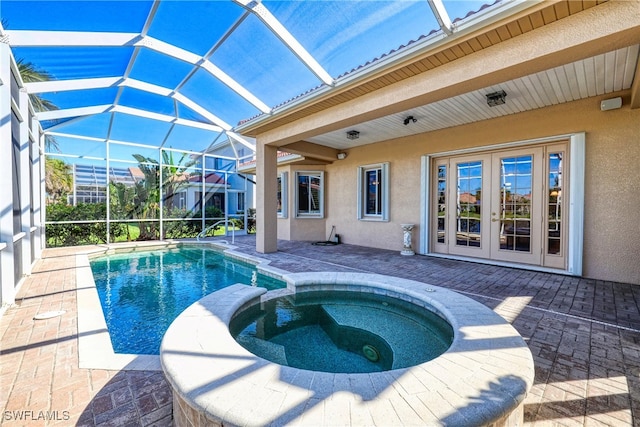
[547,153,562,254]
[456,161,482,247]
[490,148,542,264]
[543,145,567,269]
[436,163,447,244]
[431,159,448,253]
[448,155,490,258]
[497,155,532,252]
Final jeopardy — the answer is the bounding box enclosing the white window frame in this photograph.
[237,193,245,212]
[177,191,187,210]
[295,171,324,218]
[277,172,288,218]
[357,162,389,221]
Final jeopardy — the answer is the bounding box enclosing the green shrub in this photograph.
[205,206,223,219]
[163,219,200,239]
[46,203,127,247]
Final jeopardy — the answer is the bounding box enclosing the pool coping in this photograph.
[161,273,536,426]
[75,240,288,371]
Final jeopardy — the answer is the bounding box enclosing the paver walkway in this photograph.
[1,236,638,426]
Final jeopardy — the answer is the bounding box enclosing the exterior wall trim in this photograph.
[567,133,585,276]
[419,155,430,254]
[277,171,288,219]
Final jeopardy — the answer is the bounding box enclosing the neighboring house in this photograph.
[239,1,640,285]
[66,162,252,220]
[163,171,226,213]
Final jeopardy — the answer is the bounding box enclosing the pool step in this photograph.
[321,304,436,369]
[236,335,288,365]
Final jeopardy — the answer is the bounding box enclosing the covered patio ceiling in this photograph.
[304,44,639,150]
[0,0,569,160]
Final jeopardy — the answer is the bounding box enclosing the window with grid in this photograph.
[296,171,323,217]
[357,163,389,221]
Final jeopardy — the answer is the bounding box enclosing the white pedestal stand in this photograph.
[400,224,415,256]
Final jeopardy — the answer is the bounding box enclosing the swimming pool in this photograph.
[90,245,285,355]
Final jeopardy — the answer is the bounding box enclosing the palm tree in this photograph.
[110,182,136,241]
[16,64,59,151]
[132,152,197,210]
[16,59,60,152]
[44,158,72,203]
[131,152,198,239]
[128,156,160,240]
[16,59,57,111]
[160,150,197,211]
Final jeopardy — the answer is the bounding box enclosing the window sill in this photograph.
[358,217,388,222]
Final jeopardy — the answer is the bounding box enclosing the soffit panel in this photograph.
[305,44,640,150]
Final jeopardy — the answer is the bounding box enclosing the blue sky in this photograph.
[2,0,494,153]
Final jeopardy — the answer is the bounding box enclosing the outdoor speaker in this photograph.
[600,97,622,111]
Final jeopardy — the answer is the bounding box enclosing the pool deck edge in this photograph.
[74,240,286,372]
[76,253,162,371]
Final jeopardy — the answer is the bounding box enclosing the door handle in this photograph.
[491,218,500,222]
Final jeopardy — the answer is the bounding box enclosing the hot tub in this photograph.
[160,272,534,426]
[230,289,454,373]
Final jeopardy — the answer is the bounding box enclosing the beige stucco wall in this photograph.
[321,93,639,285]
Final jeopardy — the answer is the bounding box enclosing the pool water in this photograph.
[230,291,453,373]
[90,246,285,355]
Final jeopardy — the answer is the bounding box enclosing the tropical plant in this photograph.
[159,150,198,211]
[109,182,137,241]
[16,59,57,111]
[15,59,60,152]
[128,158,160,240]
[44,158,72,203]
[131,151,198,239]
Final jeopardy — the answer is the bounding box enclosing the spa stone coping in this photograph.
[160,272,535,426]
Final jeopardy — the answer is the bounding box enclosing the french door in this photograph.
[432,143,567,268]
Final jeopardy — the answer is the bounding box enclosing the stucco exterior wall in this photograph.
[323,94,640,285]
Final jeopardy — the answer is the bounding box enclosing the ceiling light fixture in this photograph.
[403,116,417,125]
[486,90,507,107]
[346,130,360,140]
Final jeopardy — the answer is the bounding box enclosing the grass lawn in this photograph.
[112,223,241,243]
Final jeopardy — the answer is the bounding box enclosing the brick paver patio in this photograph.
[1,236,638,426]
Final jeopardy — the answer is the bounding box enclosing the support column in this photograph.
[19,88,32,275]
[256,142,278,253]
[0,43,16,305]
[31,119,43,259]
[38,131,46,252]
